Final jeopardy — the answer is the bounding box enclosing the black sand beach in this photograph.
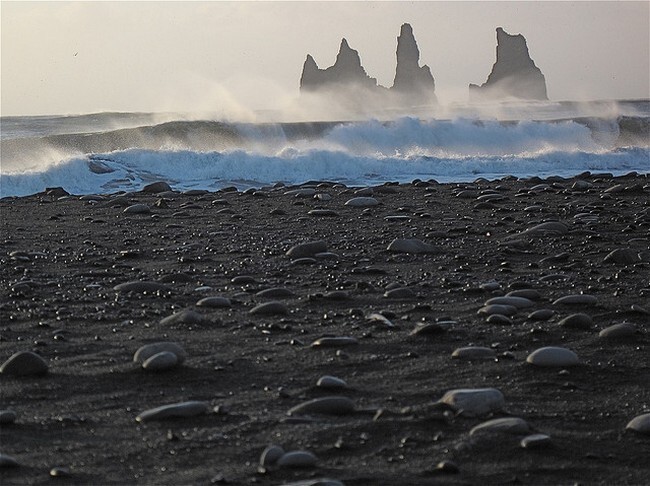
[1,173,649,485]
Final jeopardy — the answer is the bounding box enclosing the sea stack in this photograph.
[300,38,378,93]
[299,23,437,108]
[470,27,548,101]
[391,23,437,104]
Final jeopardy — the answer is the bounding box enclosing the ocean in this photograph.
[1,99,648,197]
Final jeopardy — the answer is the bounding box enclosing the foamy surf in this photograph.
[1,102,648,197]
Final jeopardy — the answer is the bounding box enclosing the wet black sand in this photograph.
[1,173,649,485]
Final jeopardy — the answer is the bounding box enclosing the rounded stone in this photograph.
[451,347,496,360]
[196,296,232,308]
[277,450,318,468]
[286,241,328,258]
[134,342,187,365]
[50,466,72,477]
[142,181,172,193]
[506,289,541,300]
[486,314,514,325]
[626,413,650,434]
[311,336,359,347]
[142,351,179,371]
[435,460,460,474]
[384,287,416,299]
[410,322,448,336]
[439,388,505,416]
[604,248,640,264]
[521,221,568,236]
[0,453,19,468]
[485,296,535,309]
[308,209,339,217]
[113,281,171,293]
[478,304,517,316]
[160,309,207,326]
[520,433,552,449]
[559,313,593,330]
[553,294,598,306]
[0,410,17,425]
[470,417,530,436]
[136,401,210,422]
[285,188,316,198]
[123,203,151,214]
[528,309,555,321]
[0,351,48,376]
[599,323,637,339]
[316,375,348,390]
[250,301,289,316]
[260,444,285,466]
[344,197,379,207]
[526,347,579,367]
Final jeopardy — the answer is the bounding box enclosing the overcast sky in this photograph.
[1,1,648,116]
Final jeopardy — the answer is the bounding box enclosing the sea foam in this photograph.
[1,113,648,197]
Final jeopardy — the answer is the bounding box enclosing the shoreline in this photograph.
[1,172,649,485]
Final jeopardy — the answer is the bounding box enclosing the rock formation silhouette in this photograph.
[299,23,436,108]
[300,39,379,93]
[470,28,548,101]
[391,23,437,104]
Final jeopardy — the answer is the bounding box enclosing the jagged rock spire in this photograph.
[391,23,437,103]
[299,23,437,108]
[300,38,377,91]
[470,27,548,101]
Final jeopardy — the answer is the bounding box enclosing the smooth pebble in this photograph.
[134,342,187,365]
[526,347,579,367]
[311,336,358,347]
[528,309,555,321]
[276,450,318,468]
[344,197,379,207]
[0,351,48,376]
[113,281,171,293]
[196,296,231,308]
[142,351,179,371]
[136,401,209,422]
[439,388,505,416]
[451,347,496,360]
[520,433,552,449]
[626,413,650,434]
[599,323,636,339]
[316,375,348,390]
[0,453,19,468]
[559,313,593,330]
[0,410,17,425]
[478,304,517,316]
[485,296,534,309]
[470,417,530,436]
[553,294,598,305]
[286,241,328,258]
[160,309,207,325]
[250,301,289,316]
[260,444,285,466]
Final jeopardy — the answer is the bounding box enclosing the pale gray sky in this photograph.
[1,1,648,116]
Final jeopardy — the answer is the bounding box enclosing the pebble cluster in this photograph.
[1,173,649,484]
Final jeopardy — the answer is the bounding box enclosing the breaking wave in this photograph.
[1,103,648,197]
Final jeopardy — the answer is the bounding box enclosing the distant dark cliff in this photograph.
[470,28,548,101]
[300,23,436,107]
